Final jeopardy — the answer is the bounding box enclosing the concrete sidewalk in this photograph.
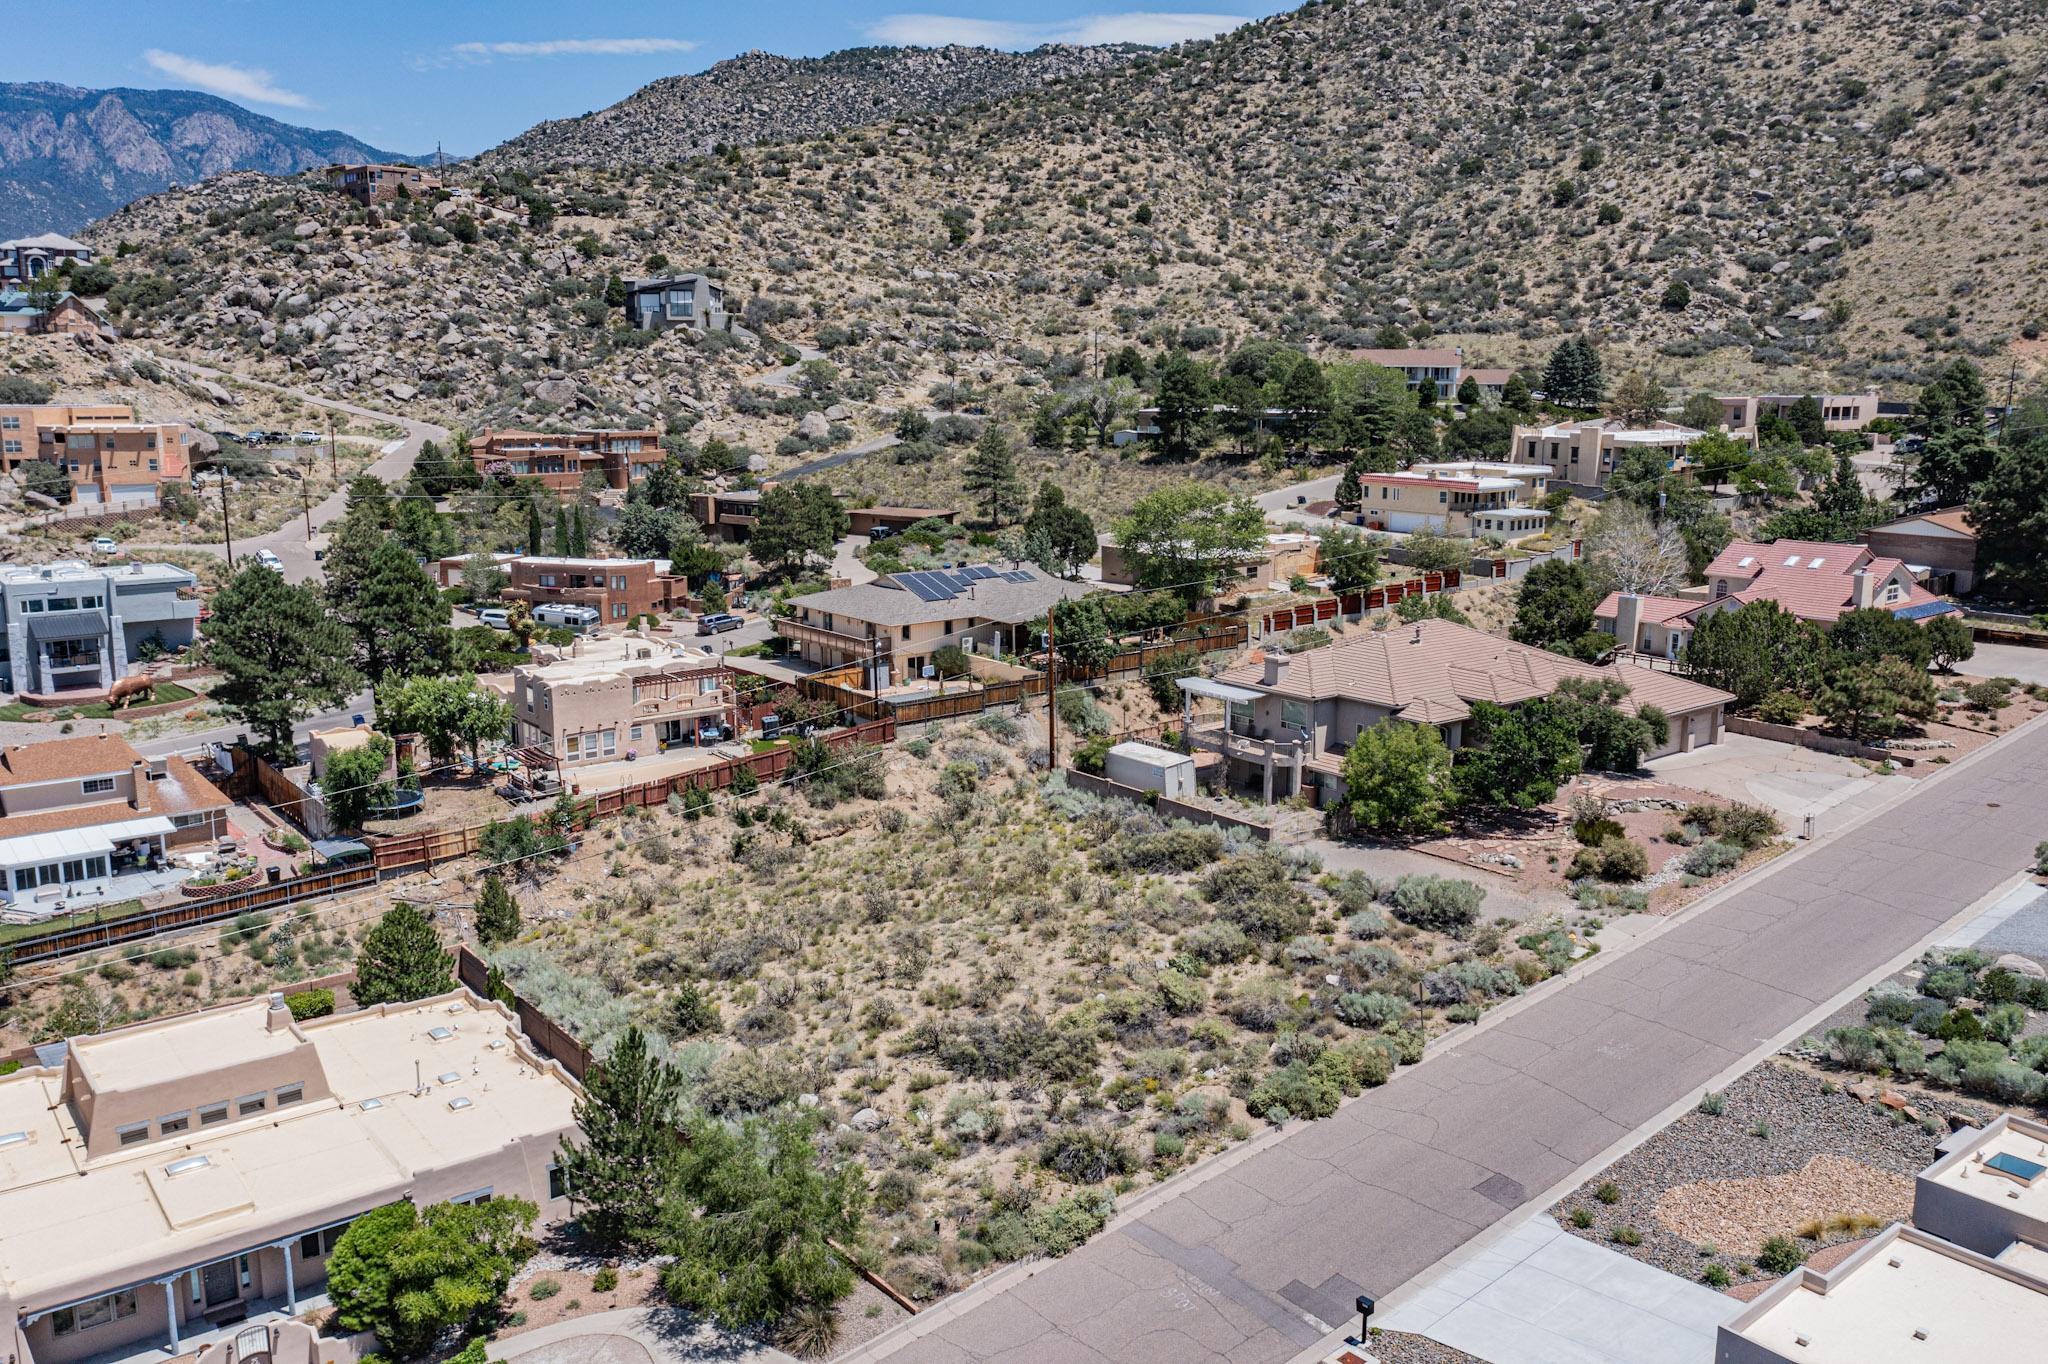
[491,1306,795,1364]
[1376,1215,1735,1364]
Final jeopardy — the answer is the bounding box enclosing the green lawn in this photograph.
[0,683,199,725]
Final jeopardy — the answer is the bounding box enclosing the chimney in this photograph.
[1614,594,1645,652]
[1263,651,1289,687]
[266,991,291,1033]
[1850,569,1879,610]
[129,760,151,812]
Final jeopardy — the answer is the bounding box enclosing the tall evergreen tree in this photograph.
[559,1026,687,1249]
[1152,350,1212,456]
[341,540,454,682]
[963,422,1027,526]
[204,564,362,759]
[352,903,454,1005]
[1023,481,1096,578]
[1971,424,2048,599]
[1278,355,1332,447]
[553,504,571,555]
[475,874,521,945]
[527,498,545,555]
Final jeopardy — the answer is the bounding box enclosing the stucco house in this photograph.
[1188,619,1731,803]
[1509,418,1705,490]
[779,564,1094,685]
[1862,507,1979,594]
[624,275,731,334]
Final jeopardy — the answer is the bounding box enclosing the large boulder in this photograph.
[528,377,580,406]
[797,411,831,441]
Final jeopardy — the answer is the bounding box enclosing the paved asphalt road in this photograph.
[860,715,2048,1364]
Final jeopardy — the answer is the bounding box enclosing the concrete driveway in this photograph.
[491,1307,795,1364]
[1966,640,2048,688]
[1643,733,1911,830]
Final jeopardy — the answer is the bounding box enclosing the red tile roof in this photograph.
[1594,592,1701,626]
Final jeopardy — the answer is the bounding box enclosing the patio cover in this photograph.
[1176,676,1265,705]
[26,610,109,643]
[0,815,174,868]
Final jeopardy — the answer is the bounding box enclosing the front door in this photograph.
[202,1259,240,1308]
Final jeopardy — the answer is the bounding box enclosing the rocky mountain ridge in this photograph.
[0,82,416,239]
[477,44,1152,168]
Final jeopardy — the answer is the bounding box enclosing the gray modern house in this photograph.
[624,275,730,334]
[0,561,200,695]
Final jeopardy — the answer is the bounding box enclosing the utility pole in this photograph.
[218,475,235,569]
[327,411,337,480]
[868,635,881,719]
[1044,610,1058,771]
[299,458,313,540]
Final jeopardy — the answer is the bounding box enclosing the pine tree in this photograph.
[1152,350,1212,455]
[963,422,1027,526]
[559,1026,687,1249]
[339,539,454,682]
[527,498,545,555]
[1335,461,1363,512]
[353,903,454,1005]
[474,874,520,945]
[204,564,361,759]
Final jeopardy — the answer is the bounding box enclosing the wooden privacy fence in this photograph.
[456,945,593,1081]
[4,862,379,965]
[369,718,898,875]
[1258,572,1460,635]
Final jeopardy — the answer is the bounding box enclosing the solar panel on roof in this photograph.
[897,573,944,602]
[962,565,998,581]
[1002,570,1035,582]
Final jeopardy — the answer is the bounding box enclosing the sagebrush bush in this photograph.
[1387,874,1486,935]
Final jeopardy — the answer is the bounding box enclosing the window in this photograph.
[611,575,627,590]
[157,1111,190,1135]
[599,731,617,756]
[565,734,580,757]
[0,415,16,429]
[274,1083,304,1107]
[171,812,209,829]
[612,604,627,619]
[1281,700,1310,732]
[538,574,557,587]
[548,1164,569,1200]
[82,776,115,794]
[629,725,643,741]
[116,1120,151,1146]
[298,1225,348,1260]
[199,1101,229,1126]
[51,1290,137,1335]
[11,870,31,891]
[237,1093,267,1117]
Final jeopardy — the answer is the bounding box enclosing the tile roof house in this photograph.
[1191,619,1731,802]
[778,564,1095,684]
[1594,539,1959,660]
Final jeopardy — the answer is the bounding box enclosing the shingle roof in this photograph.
[1594,592,1706,626]
[0,758,227,838]
[0,735,144,786]
[1216,619,1730,719]
[790,566,1093,627]
[1353,347,1462,367]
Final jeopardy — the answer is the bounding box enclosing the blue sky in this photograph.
[9,2,1295,156]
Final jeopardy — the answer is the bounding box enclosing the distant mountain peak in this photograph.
[0,81,415,238]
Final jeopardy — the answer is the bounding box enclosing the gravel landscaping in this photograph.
[1348,1332,1485,1364]
[1549,1061,1982,1286]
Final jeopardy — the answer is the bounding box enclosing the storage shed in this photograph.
[1104,742,1196,799]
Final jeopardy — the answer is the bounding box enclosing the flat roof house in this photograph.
[508,635,737,769]
[1348,466,1550,538]
[624,275,730,334]
[847,506,957,537]
[1352,347,1463,400]
[779,564,1095,685]
[434,554,689,626]
[1717,391,1880,437]
[1197,619,1731,803]
[324,163,442,205]
[0,559,202,695]
[1863,507,1980,594]
[1594,539,1959,661]
[687,488,764,543]
[1100,531,1320,594]
[471,427,662,497]
[0,734,229,914]
[1510,418,1705,490]
[29,409,194,506]
[0,990,578,1364]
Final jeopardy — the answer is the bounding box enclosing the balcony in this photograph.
[1186,724,1311,769]
[774,618,889,660]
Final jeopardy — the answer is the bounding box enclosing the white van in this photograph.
[531,603,602,633]
[475,607,512,630]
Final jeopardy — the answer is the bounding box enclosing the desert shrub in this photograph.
[1334,990,1410,1027]
[1568,836,1648,883]
[1865,987,1918,1027]
[1684,802,1781,850]
[592,1266,619,1292]
[1248,1062,1342,1121]
[1962,1059,2046,1104]
[1179,920,1252,963]
[1227,978,1298,1031]
[1326,871,1382,915]
[1345,908,1388,939]
[1920,966,1973,1001]
[1024,1193,1113,1255]
[1202,851,1313,941]
[1756,1236,1806,1275]
[696,1047,822,1115]
[1155,969,1207,1015]
[1572,816,1625,846]
[1096,827,1225,873]
[1038,1128,1135,1184]
[285,988,335,1020]
[1683,840,1743,878]
[1387,874,1485,935]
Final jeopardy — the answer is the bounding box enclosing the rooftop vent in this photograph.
[359,1098,384,1111]
[0,1131,28,1148]
[427,1026,454,1042]
[447,1096,474,1111]
[164,1155,211,1177]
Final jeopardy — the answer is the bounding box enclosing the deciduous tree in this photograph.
[1333,722,1453,836]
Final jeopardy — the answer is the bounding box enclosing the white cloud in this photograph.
[142,49,312,109]
[451,37,699,60]
[863,11,1249,49]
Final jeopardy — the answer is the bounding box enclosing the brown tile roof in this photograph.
[1464,368,1515,386]
[1870,507,1976,539]
[1216,619,1731,719]
[0,735,144,785]
[0,757,228,839]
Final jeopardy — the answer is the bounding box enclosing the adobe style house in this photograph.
[1509,417,1707,490]
[0,290,112,338]
[0,735,228,911]
[687,488,764,542]
[1352,347,1464,400]
[1101,531,1320,593]
[779,564,1094,684]
[0,559,202,694]
[0,990,578,1364]
[847,506,957,537]
[1189,619,1730,803]
[1593,538,1960,660]
[434,554,690,625]
[471,427,662,496]
[1863,507,1980,593]
[323,163,442,205]
[1717,391,1879,436]
[624,275,731,333]
[506,636,738,768]
[0,232,93,283]
[7,403,195,505]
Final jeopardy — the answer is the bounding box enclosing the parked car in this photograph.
[695,612,744,635]
[867,524,898,542]
[294,430,321,445]
[243,430,267,444]
[475,607,511,630]
[254,549,284,572]
[89,536,120,556]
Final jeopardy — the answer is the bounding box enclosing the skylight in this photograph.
[447,1097,474,1111]
[426,1026,454,1042]
[0,1131,27,1148]
[1807,557,1825,569]
[164,1155,211,1177]
[359,1098,384,1112]
[437,1071,460,1086]
[1782,554,1801,566]
[1737,556,1754,568]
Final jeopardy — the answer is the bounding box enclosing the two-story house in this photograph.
[0,232,93,283]
[1509,418,1706,490]
[1184,619,1730,803]
[1352,347,1465,400]
[470,428,663,496]
[778,565,1095,685]
[1347,465,1551,538]
[323,163,442,205]
[0,560,201,695]
[434,554,690,625]
[0,734,229,910]
[506,636,737,770]
[623,275,730,334]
